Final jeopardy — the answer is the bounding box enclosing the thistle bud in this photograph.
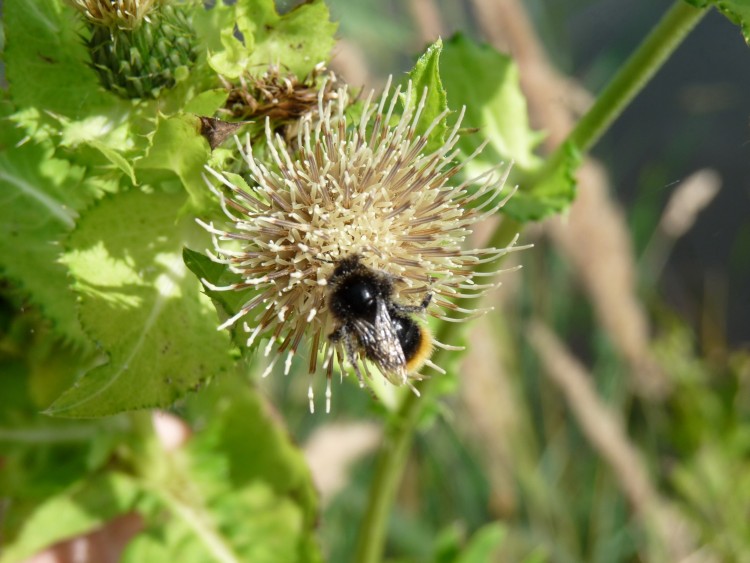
[67,0,199,99]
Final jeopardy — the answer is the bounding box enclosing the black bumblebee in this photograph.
[327,254,433,388]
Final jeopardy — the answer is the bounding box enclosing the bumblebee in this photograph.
[327,254,433,389]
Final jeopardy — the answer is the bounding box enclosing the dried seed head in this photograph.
[222,63,342,142]
[199,78,525,409]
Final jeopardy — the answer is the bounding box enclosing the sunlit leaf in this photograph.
[136,115,212,210]
[406,39,449,155]
[240,0,337,78]
[124,378,320,563]
[3,0,114,117]
[48,190,231,417]
[0,136,99,346]
[440,34,576,222]
[208,0,337,79]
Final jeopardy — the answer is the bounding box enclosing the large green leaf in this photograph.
[0,136,99,346]
[3,0,113,117]
[241,0,337,78]
[48,190,232,417]
[440,34,576,222]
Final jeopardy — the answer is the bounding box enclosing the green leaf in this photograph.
[48,189,232,417]
[184,89,230,116]
[191,380,318,523]
[0,136,99,346]
[0,472,141,563]
[505,141,581,222]
[192,0,237,54]
[86,140,137,185]
[3,0,114,117]
[183,247,255,319]
[185,378,319,561]
[454,522,506,563]
[123,378,320,563]
[708,0,750,45]
[441,34,542,172]
[208,27,253,79]
[406,39,449,155]
[440,34,576,222]
[241,0,337,78]
[136,114,212,210]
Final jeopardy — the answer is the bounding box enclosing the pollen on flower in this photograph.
[198,77,527,412]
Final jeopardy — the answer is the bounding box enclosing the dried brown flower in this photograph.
[221,63,341,142]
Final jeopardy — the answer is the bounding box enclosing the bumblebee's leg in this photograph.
[330,326,367,388]
[392,292,433,314]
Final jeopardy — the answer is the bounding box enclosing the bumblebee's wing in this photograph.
[351,298,408,385]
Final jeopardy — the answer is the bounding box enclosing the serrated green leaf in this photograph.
[241,0,337,78]
[192,0,236,54]
[208,27,253,79]
[3,0,114,117]
[441,34,576,221]
[0,136,99,346]
[183,247,257,318]
[48,190,232,417]
[86,139,137,184]
[0,472,141,563]
[123,483,313,563]
[136,114,212,210]
[406,39,449,154]
[504,141,581,222]
[195,382,318,522]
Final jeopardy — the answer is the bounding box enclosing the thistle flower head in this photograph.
[199,79,524,411]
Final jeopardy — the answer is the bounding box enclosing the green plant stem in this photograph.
[354,2,708,561]
[541,0,707,180]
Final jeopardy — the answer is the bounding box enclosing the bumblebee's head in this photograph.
[328,255,394,323]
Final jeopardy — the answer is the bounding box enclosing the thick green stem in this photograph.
[353,2,708,562]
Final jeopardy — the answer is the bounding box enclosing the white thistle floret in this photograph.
[66,0,162,28]
[199,78,526,407]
